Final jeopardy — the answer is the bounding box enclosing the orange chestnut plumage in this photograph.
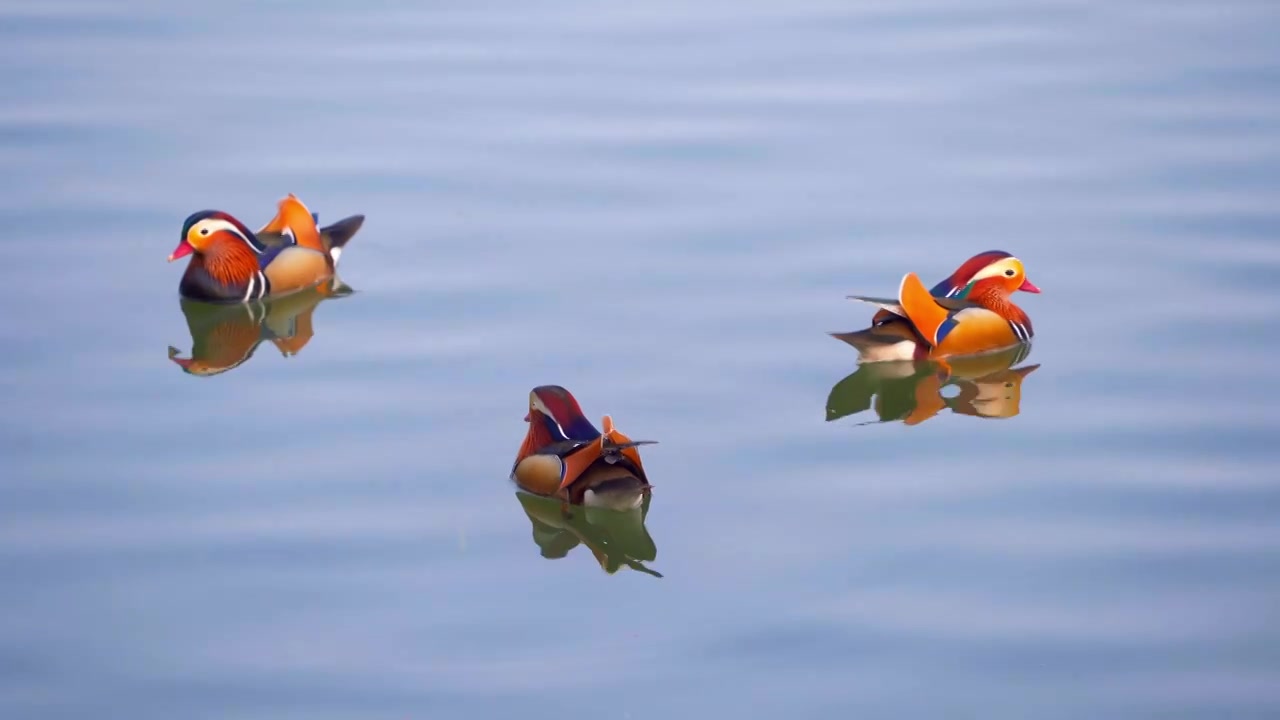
[511,385,657,509]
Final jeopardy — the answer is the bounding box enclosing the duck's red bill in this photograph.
[1018,278,1041,293]
[168,239,193,263]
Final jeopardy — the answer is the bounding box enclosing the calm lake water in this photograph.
[3,1,1279,718]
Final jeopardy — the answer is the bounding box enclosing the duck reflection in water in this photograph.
[167,278,352,377]
[514,489,661,577]
[826,342,1040,425]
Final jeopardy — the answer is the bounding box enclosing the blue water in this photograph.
[2,1,1279,718]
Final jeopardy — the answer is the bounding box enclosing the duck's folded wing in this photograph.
[538,439,596,457]
[558,438,606,490]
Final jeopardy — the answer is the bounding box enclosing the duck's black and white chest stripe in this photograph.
[239,270,271,302]
[1007,319,1034,342]
[179,264,272,303]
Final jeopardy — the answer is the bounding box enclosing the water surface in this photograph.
[2,1,1279,718]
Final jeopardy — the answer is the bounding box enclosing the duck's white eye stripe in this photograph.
[198,219,261,253]
[529,395,569,439]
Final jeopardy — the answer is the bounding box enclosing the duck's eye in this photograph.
[1004,269,1015,277]
[199,227,210,236]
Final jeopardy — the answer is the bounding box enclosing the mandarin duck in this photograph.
[167,279,350,377]
[515,490,661,577]
[511,385,657,510]
[826,343,1039,425]
[168,194,364,303]
[833,250,1040,363]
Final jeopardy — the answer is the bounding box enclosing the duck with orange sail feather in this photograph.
[511,385,657,510]
[834,250,1041,362]
[168,194,364,303]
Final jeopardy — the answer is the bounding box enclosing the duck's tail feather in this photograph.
[829,319,924,363]
[319,215,364,266]
[846,294,906,317]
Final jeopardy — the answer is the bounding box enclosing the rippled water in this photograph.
[3,1,1279,718]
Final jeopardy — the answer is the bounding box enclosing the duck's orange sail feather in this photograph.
[259,194,325,254]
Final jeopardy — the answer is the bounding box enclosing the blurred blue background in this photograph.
[1,1,1278,718]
